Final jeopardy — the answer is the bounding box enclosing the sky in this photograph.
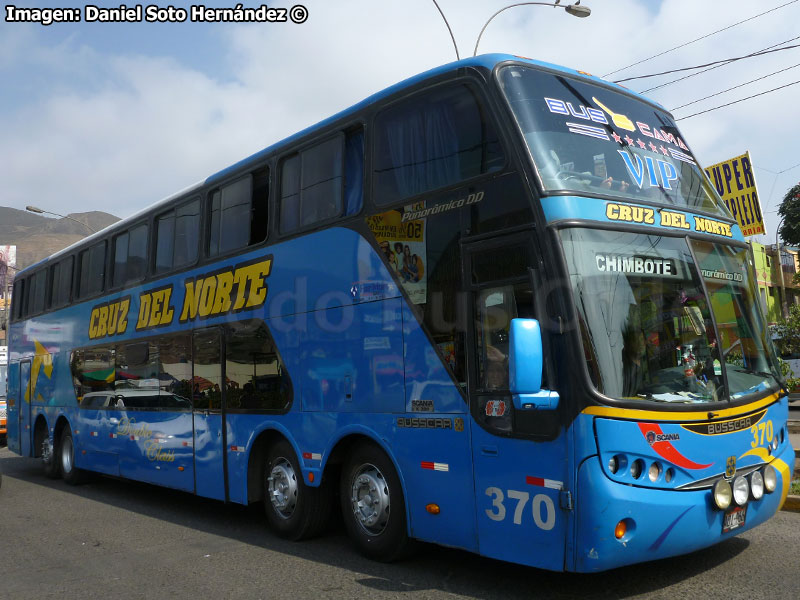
[1,0,799,246]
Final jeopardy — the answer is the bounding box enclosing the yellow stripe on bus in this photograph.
[581,393,780,422]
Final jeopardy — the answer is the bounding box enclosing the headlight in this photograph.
[608,456,618,474]
[750,471,764,500]
[763,465,777,493]
[770,436,778,451]
[648,462,662,482]
[630,459,644,479]
[713,479,732,510]
[732,476,749,506]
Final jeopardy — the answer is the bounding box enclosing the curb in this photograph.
[782,495,800,513]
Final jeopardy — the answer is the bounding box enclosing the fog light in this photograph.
[770,436,778,451]
[750,471,764,500]
[732,476,749,506]
[763,465,777,493]
[648,462,662,482]
[615,520,626,539]
[713,479,732,510]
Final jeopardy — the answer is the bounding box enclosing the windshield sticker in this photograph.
[544,95,697,185]
[701,269,744,283]
[595,254,678,277]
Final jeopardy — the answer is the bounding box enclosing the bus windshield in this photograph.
[560,228,781,404]
[499,65,726,216]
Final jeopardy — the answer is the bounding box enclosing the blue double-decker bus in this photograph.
[6,54,794,572]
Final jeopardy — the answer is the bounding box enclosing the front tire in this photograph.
[340,443,410,561]
[59,429,86,485]
[263,439,329,540]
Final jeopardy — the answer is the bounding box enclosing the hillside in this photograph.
[0,207,121,270]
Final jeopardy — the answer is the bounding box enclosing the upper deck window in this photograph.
[498,65,726,216]
[280,135,346,233]
[208,168,268,257]
[156,198,200,273]
[78,241,106,299]
[48,256,73,309]
[373,84,504,206]
[113,223,148,287]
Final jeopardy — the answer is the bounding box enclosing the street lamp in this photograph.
[26,205,96,234]
[473,1,591,56]
[776,215,788,318]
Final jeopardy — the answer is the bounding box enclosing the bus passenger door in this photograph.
[19,360,32,457]
[465,237,569,571]
[192,328,227,501]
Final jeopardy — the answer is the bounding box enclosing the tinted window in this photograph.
[193,328,222,410]
[30,270,46,314]
[112,231,129,287]
[156,199,199,273]
[56,256,73,307]
[280,135,345,233]
[128,224,148,281]
[208,172,267,257]
[78,242,106,298]
[226,319,291,411]
[374,85,504,205]
[174,200,200,268]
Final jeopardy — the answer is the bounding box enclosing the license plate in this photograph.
[722,505,747,533]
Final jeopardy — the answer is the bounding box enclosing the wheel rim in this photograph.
[268,458,298,519]
[41,438,53,468]
[350,463,390,536]
[61,436,73,474]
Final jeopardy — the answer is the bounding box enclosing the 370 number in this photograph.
[750,419,774,448]
[484,487,556,531]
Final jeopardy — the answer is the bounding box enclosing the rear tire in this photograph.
[59,429,86,485]
[263,439,330,540]
[340,442,410,561]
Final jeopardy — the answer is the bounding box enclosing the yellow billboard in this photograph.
[703,151,765,237]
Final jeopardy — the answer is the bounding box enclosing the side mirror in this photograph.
[509,318,559,411]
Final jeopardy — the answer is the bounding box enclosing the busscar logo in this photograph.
[681,409,766,436]
[397,417,452,429]
[645,430,680,445]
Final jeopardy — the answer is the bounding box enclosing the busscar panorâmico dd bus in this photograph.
[5,54,794,573]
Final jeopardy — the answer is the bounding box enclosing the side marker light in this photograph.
[426,504,440,515]
[615,520,626,539]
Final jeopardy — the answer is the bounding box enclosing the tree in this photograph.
[777,182,800,245]
[772,303,800,356]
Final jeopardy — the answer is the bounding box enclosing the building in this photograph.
[751,241,799,325]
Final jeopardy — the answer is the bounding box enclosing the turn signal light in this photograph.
[308,472,315,483]
[426,504,440,515]
[615,520,627,539]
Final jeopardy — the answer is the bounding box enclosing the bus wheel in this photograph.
[340,443,409,562]
[41,436,60,479]
[59,429,86,485]
[263,439,329,540]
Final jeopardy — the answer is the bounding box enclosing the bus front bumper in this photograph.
[573,441,794,573]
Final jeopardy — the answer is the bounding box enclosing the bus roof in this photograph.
[18,53,662,275]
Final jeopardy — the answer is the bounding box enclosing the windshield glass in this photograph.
[560,228,780,404]
[499,65,727,216]
[690,240,782,398]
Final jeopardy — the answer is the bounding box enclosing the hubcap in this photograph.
[267,458,297,519]
[61,436,73,474]
[350,463,390,536]
[41,438,53,467]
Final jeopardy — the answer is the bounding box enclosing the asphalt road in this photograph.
[0,447,798,600]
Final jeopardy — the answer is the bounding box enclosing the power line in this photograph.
[602,0,799,78]
[614,41,800,83]
[638,36,800,94]
[670,63,800,111]
[674,78,800,120]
